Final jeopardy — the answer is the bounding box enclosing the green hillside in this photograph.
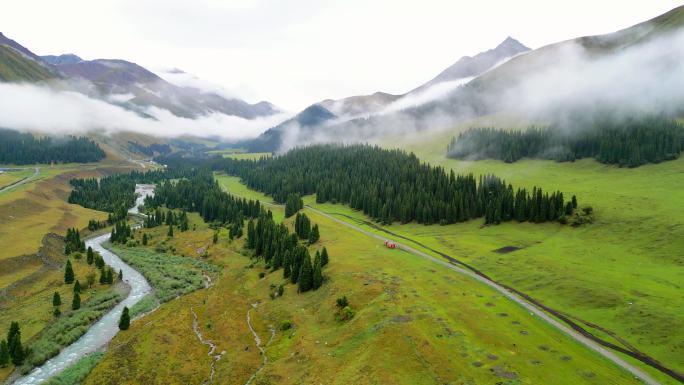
[0,44,55,82]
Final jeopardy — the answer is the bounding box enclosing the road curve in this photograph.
[304,205,661,385]
[0,167,40,194]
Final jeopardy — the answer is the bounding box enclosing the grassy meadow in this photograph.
[81,174,648,384]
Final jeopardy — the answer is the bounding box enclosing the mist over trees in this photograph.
[447,116,683,167]
[0,128,105,164]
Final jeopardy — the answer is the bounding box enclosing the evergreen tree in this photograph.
[312,257,323,290]
[213,232,218,244]
[142,233,148,245]
[86,246,94,265]
[118,269,123,281]
[52,292,61,307]
[64,260,74,284]
[167,224,174,237]
[298,254,314,292]
[308,224,320,244]
[73,280,81,294]
[320,247,329,267]
[99,268,106,284]
[0,340,9,368]
[53,307,61,318]
[95,255,104,270]
[7,322,24,366]
[118,307,131,330]
[72,292,81,310]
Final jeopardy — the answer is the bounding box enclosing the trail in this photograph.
[244,303,276,385]
[0,167,39,194]
[304,205,667,385]
[191,307,225,385]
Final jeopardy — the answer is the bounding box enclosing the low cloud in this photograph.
[0,82,291,140]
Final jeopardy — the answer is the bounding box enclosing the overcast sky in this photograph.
[2,0,682,111]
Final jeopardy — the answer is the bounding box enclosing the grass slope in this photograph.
[83,176,643,384]
[0,45,55,82]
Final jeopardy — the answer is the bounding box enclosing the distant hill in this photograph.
[245,104,336,152]
[245,37,530,152]
[0,32,57,82]
[48,58,279,119]
[0,33,279,120]
[412,36,530,93]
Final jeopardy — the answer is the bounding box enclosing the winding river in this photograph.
[12,185,155,385]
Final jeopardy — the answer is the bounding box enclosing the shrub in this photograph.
[280,320,292,331]
[338,306,355,321]
[336,296,349,308]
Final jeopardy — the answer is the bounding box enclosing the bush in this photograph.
[582,206,594,215]
[280,320,292,331]
[336,296,349,308]
[258,272,265,279]
[337,306,355,321]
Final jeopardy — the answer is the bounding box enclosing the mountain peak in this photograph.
[495,36,529,52]
[41,54,83,65]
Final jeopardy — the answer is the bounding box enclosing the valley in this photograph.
[1,3,684,385]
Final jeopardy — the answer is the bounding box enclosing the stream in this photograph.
[12,185,155,385]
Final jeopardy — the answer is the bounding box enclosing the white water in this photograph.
[12,185,155,385]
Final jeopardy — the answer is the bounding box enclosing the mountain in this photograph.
[245,104,336,152]
[0,32,57,82]
[0,33,279,120]
[41,53,83,65]
[319,91,401,117]
[245,37,530,151]
[412,37,530,93]
[49,58,279,119]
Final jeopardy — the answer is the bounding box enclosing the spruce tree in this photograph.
[308,224,320,244]
[99,268,106,284]
[52,292,61,307]
[298,254,314,292]
[142,233,148,245]
[167,224,174,237]
[64,259,74,284]
[7,322,23,366]
[86,246,94,265]
[118,307,130,330]
[312,258,322,290]
[0,340,9,367]
[73,280,81,294]
[53,307,61,317]
[213,232,218,244]
[320,247,329,267]
[72,292,81,310]
[118,269,123,281]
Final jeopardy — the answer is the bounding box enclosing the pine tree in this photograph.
[73,280,81,294]
[142,233,148,245]
[86,246,94,265]
[308,224,320,244]
[99,268,106,284]
[167,224,174,237]
[320,247,329,267]
[52,292,61,307]
[118,269,123,281]
[72,292,81,310]
[7,322,24,366]
[53,307,61,317]
[95,255,104,270]
[118,307,130,330]
[0,339,9,368]
[298,254,314,292]
[213,232,218,244]
[312,257,322,290]
[64,259,74,284]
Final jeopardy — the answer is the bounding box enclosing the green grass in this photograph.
[23,287,125,371]
[0,45,55,82]
[207,149,272,160]
[45,352,104,385]
[0,169,34,190]
[83,180,642,385]
[215,172,284,222]
[103,243,219,304]
[216,154,684,384]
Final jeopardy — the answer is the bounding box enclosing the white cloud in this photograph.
[0,82,291,140]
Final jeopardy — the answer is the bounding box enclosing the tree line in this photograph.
[219,144,577,225]
[0,128,105,164]
[446,115,683,167]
